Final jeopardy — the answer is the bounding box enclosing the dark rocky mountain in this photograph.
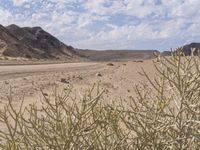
[0,24,80,59]
[157,43,200,57]
[182,43,200,55]
[0,24,38,58]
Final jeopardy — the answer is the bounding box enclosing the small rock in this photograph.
[4,81,9,85]
[61,78,69,84]
[107,63,114,66]
[96,72,102,77]
[105,89,109,94]
[29,92,34,95]
[77,76,83,80]
[137,60,143,62]
[133,60,144,63]
[43,93,48,97]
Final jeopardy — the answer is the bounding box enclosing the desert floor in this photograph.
[0,59,156,109]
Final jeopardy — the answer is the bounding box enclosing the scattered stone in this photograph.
[29,92,34,95]
[4,81,9,85]
[96,72,102,77]
[107,63,114,66]
[61,78,69,84]
[138,60,144,62]
[133,60,144,63]
[43,93,48,97]
[105,89,109,94]
[77,75,83,80]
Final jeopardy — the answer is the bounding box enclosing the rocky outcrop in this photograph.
[0,24,80,60]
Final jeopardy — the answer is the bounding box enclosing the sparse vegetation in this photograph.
[122,48,200,149]
[0,48,200,149]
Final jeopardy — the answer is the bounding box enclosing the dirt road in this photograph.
[0,62,99,79]
[0,63,101,80]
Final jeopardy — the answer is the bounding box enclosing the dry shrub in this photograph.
[0,85,128,150]
[0,48,200,149]
[122,48,200,149]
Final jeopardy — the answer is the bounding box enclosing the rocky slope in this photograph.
[0,24,37,58]
[0,24,80,60]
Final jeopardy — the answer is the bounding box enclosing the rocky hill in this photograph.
[0,24,80,60]
[157,43,200,57]
[182,43,200,55]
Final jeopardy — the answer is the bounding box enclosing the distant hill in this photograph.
[159,43,200,57]
[160,51,171,56]
[76,49,159,61]
[182,43,200,55]
[0,24,167,61]
[0,24,80,60]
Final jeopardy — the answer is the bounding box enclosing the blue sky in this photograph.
[0,0,200,51]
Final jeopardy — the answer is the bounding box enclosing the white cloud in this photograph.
[0,8,13,24]
[48,0,76,3]
[1,0,200,50]
[83,0,108,15]
[10,0,32,6]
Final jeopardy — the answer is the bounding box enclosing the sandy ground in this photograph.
[0,60,156,109]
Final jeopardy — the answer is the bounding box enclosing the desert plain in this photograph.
[0,59,155,110]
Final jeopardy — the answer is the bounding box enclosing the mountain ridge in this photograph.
[1,24,199,61]
[0,24,80,60]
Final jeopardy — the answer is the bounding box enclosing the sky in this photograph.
[0,0,200,51]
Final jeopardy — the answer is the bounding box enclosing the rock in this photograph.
[23,77,27,80]
[133,59,143,63]
[61,78,69,84]
[77,75,83,80]
[107,63,114,66]
[4,81,9,84]
[96,72,102,77]
[43,93,48,97]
